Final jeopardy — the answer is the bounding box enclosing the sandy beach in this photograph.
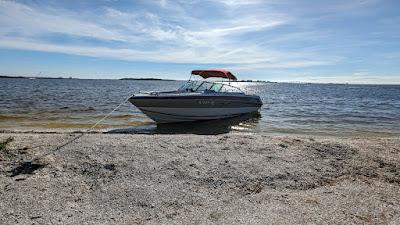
[0,131,399,224]
[1,0,400,224]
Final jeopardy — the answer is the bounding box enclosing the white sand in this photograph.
[1,132,399,224]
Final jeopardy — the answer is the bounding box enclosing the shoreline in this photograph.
[1,132,399,224]
[1,127,399,138]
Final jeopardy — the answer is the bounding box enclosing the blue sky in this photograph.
[0,0,399,83]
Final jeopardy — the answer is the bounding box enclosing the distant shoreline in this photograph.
[0,75,175,81]
[119,78,175,81]
[1,75,399,85]
[0,75,269,82]
[0,75,76,80]
[0,75,177,81]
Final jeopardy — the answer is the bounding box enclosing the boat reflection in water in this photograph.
[108,112,261,135]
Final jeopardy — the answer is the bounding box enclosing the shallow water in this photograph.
[1,78,399,136]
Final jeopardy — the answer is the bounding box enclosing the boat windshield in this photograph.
[178,81,242,93]
[178,80,202,91]
[195,82,214,92]
[209,83,223,92]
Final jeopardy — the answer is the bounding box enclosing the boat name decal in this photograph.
[198,100,215,105]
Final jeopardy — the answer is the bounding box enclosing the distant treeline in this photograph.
[0,75,273,83]
[0,75,73,79]
[120,78,175,81]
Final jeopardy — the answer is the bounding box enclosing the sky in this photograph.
[0,0,399,83]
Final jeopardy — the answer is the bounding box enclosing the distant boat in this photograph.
[128,69,263,123]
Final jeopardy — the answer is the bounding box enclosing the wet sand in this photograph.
[1,132,399,224]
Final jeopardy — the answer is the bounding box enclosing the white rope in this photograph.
[88,95,131,131]
[30,95,132,161]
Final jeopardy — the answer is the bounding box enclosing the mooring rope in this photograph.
[30,95,132,162]
[88,96,132,131]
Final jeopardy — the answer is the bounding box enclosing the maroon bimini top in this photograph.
[191,69,237,81]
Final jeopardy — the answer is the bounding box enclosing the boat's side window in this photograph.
[209,83,223,92]
[220,85,241,93]
[195,82,214,92]
[178,82,190,91]
[179,81,200,92]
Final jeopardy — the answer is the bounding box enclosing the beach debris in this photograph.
[278,143,288,148]
[104,163,116,171]
[79,162,118,180]
[10,161,45,177]
[0,137,45,178]
[30,216,42,220]
[0,137,14,152]
[209,211,224,221]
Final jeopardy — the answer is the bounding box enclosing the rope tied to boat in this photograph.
[29,95,132,162]
[89,95,132,130]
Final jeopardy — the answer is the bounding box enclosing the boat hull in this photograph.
[129,94,262,123]
[138,106,260,123]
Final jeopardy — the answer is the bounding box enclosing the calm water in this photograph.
[1,78,400,136]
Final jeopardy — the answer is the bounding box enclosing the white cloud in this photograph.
[0,1,126,41]
[232,60,335,71]
[212,0,266,7]
[0,38,305,65]
[0,1,308,66]
[192,18,286,38]
[279,74,400,84]
[0,0,344,73]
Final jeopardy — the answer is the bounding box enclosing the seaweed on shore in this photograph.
[0,137,46,177]
[10,161,45,177]
[0,137,14,152]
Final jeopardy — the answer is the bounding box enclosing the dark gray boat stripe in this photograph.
[140,108,247,119]
[130,98,262,108]
[130,95,259,100]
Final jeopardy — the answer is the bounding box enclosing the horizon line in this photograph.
[1,74,399,85]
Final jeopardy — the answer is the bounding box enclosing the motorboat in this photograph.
[128,69,263,123]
